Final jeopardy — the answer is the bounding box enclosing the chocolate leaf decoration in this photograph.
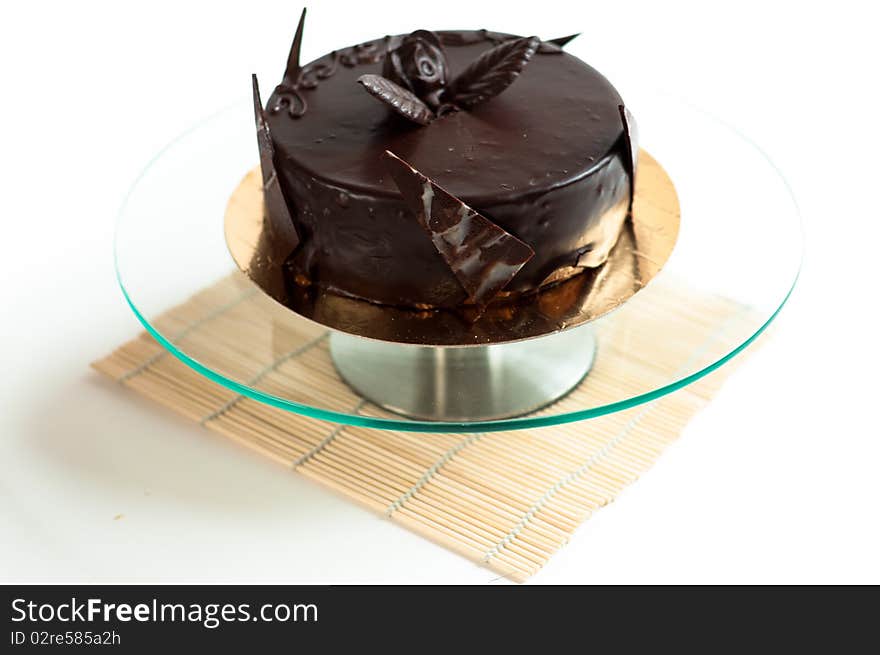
[450,36,540,108]
[357,74,434,126]
[383,150,534,306]
[282,8,307,84]
[618,104,639,211]
[252,74,300,253]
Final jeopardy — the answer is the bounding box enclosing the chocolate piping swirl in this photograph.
[269,11,388,120]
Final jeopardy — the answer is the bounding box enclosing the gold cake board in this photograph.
[93,272,761,582]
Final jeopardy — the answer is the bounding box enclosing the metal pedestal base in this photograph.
[330,326,596,422]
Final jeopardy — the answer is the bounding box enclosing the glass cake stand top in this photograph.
[115,90,802,433]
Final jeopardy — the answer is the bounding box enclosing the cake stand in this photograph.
[114,90,802,433]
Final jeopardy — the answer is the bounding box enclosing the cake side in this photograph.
[276,149,628,308]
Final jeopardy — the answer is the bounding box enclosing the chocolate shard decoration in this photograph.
[383,150,534,306]
[252,74,300,253]
[547,33,580,48]
[450,36,540,108]
[537,34,579,54]
[618,104,639,211]
[282,8,308,84]
[357,74,434,126]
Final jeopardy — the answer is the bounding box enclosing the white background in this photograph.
[1,0,878,584]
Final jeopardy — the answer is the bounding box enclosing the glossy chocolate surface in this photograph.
[265,30,632,308]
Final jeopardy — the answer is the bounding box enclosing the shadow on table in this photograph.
[20,372,347,523]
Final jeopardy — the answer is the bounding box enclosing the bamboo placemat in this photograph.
[93,272,760,582]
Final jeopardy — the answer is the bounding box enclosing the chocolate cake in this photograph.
[252,10,638,311]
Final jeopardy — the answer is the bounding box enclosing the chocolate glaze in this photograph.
[265,30,633,309]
